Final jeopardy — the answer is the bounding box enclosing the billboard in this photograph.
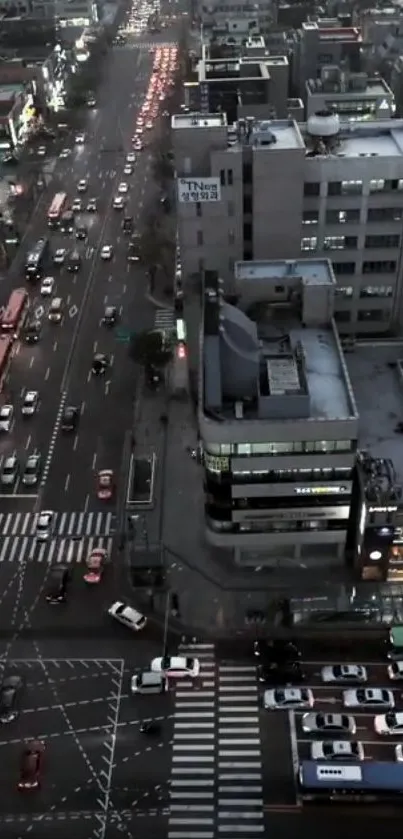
[177,177,221,203]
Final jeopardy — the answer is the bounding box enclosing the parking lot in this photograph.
[260,657,403,807]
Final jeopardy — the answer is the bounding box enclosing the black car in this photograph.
[92,353,110,375]
[23,320,41,344]
[127,235,141,262]
[253,639,301,663]
[257,661,305,686]
[122,215,133,233]
[61,406,79,432]
[45,566,70,604]
[60,211,74,233]
[0,674,24,723]
[102,306,117,327]
[67,251,81,272]
[75,225,87,240]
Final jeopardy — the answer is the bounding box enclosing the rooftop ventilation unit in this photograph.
[307,109,340,139]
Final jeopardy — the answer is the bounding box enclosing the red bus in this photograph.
[47,192,68,227]
[0,288,28,334]
[0,336,13,388]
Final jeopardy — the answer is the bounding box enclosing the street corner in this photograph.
[0,658,125,820]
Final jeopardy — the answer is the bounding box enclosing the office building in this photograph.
[173,111,403,337]
[199,0,275,38]
[0,0,100,23]
[199,259,359,568]
[291,20,362,98]
[305,67,394,120]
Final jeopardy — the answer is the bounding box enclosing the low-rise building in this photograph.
[306,68,394,120]
[199,258,359,569]
[291,19,363,98]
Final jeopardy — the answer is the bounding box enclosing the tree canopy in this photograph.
[128,329,172,367]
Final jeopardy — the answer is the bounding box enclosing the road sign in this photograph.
[116,327,132,343]
[69,305,78,318]
[35,305,44,319]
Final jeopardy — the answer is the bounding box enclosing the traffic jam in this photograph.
[256,630,403,802]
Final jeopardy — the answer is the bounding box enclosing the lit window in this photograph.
[324,236,345,250]
[341,180,362,195]
[301,237,317,252]
[369,179,385,193]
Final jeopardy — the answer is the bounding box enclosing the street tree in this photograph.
[128,329,172,368]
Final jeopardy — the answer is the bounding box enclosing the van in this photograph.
[130,670,166,695]
[48,298,63,323]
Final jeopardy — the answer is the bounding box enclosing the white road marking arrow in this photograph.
[69,305,78,318]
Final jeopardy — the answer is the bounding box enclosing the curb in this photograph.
[145,292,174,310]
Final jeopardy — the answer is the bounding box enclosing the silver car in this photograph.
[311,740,365,761]
[302,712,356,735]
[343,688,395,709]
[0,455,18,486]
[321,664,367,684]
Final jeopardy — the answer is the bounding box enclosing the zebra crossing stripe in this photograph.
[0,536,114,564]
[0,511,115,538]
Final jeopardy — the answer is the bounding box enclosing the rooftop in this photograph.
[172,112,227,129]
[301,117,403,158]
[202,261,356,425]
[345,344,403,488]
[235,259,335,286]
[306,76,392,98]
[227,118,305,151]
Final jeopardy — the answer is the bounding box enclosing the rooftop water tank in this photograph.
[307,109,340,139]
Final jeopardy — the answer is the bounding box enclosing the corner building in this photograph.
[199,258,360,568]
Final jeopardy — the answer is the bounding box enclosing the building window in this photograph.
[228,200,235,217]
[334,311,352,323]
[365,234,400,249]
[228,229,235,245]
[341,180,363,195]
[301,237,317,252]
[328,181,341,196]
[363,260,397,274]
[227,168,233,186]
[243,163,252,183]
[369,179,385,193]
[335,286,353,297]
[243,194,252,213]
[196,202,202,217]
[243,222,252,241]
[357,309,387,322]
[326,209,360,224]
[220,169,226,186]
[332,262,356,275]
[197,230,204,246]
[304,182,320,196]
[302,210,319,225]
[274,285,285,293]
[323,236,357,250]
[360,285,393,298]
[385,179,403,191]
[367,207,403,223]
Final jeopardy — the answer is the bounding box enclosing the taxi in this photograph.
[97,469,114,501]
[83,547,107,584]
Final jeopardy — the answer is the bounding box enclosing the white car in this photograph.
[21,391,39,417]
[263,687,314,710]
[53,248,66,264]
[311,740,365,761]
[396,745,403,760]
[75,132,85,144]
[40,276,55,297]
[59,148,71,158]
[1,455,18,486]
[77,179,88,192]
[343,687,395,709]
[126,152,136,163]
[72,199,82,212]
[151,655,200,679]
[118,182,129,194]
[123,165,133,175]
[0,405,14,432]
[146,121,153,130]
[113,196,124,209]
[388,662,403,681]
[133,140,143,151]
[108,601,147,631]
[37,146,46,156]
[321,664,367,684]
[36,511,54,541]
[100,245,113,260]
[374,712,403,735]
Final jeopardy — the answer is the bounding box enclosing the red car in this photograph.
[18,740,45,790]
[83,548,106,584]
[97,469,114,501]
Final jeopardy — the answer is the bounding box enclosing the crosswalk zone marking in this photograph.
[0,535,114,564]
[0,511,115,538]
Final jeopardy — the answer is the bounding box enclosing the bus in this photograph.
[47,192,68,228]
[25,238,49,280]
[0,288,28,334]
[298,761,403,804]
[0,335,13,388]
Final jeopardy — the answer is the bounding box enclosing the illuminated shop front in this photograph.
[10,96,36,146]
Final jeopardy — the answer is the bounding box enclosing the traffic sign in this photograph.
[116,327,133,343]
[69,305,78,318]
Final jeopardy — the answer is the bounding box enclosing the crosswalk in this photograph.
[0,535,113,564]
[168,643,264,839]
[154,308,175,333]
[0,511,115,538]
